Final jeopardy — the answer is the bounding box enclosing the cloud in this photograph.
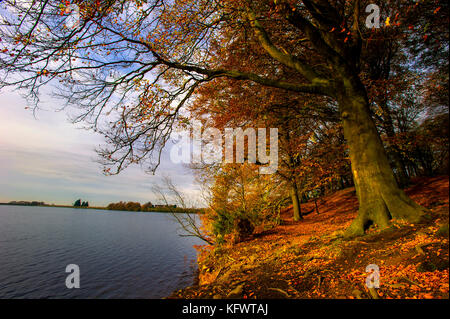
[0,91,203,207]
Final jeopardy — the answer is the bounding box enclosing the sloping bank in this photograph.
[168,176,449,299]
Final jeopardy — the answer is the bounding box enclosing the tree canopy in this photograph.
[1,0,447,237]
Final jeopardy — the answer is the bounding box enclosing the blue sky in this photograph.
[0,90,203,207]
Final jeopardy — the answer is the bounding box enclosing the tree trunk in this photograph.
[390,149,410,187]
[290,181,302,221]
[379,100,410,187]
[337,85,427,238]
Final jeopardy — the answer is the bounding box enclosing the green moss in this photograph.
[417,261,437,272]
[435,223,449,237]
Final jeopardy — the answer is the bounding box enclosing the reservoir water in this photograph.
[0,205,202,298]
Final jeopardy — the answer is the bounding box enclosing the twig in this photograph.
[397,276,423,289]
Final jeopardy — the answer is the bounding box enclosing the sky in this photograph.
[0,89,204,207]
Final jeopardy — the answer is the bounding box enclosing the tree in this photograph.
[1,0,442,236]
[107,201,126,211]
[188,62,345,222]
[201,163,283,244]
[141,201,154,211]
[125,201,141,211]
[187,52,348,222]
[360,20,412,187]
[73,199,81,207]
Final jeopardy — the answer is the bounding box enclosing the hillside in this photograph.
[170,176,449,299]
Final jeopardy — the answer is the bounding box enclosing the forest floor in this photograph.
[169,176,449,299]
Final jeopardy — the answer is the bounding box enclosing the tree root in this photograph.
[396,276,423,288]
[268,287,290,298]
[352,289,363,299]
[368,287,380,299]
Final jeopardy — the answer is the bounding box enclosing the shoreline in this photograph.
[0,203,203,214]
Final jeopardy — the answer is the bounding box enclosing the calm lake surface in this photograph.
[0,205,203,298]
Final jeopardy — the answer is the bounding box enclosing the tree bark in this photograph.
[337,82,427,238]
[290,181,302,221]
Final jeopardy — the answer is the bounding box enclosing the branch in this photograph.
[156,57,334,96]
[100,21,335,96]
[153,177,214,245]
[246,9,324,84]
[285,1,361,72]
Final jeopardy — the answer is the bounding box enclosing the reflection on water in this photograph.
[0,205,202,298]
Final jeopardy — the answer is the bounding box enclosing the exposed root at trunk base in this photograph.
[344,189,429,238]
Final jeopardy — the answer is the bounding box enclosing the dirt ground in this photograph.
[168,176,449,299]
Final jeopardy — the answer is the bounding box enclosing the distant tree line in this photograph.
[106,201,145,212]
[6,201,46,206]
[105,201,202,213]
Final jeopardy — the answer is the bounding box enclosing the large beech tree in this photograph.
[1,0,442,236]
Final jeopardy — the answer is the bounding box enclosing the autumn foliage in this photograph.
[170,176,449,299]
[0,0,448,299]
